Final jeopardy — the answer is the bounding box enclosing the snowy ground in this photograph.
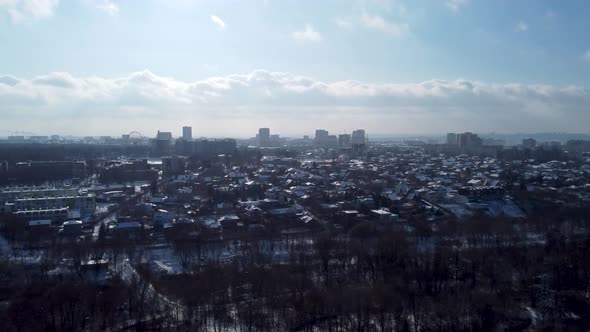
[441,199,526,219]
[486,199,527,218]
[0,233,12,257]
[440,203,473,218]
[95,203,116,214]
[144,248,184,274]
[93,210,118,239]
[141,237,314,274]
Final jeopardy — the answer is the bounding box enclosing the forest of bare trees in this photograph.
[1,199,590,331]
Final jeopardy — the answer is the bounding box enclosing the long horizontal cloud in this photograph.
[0,0,59,22]
[0,69,589,136]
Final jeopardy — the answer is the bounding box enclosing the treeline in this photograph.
[0,260,179,331]
[144,217,590,331]
[1,199,590,331]
[0,143,152,162]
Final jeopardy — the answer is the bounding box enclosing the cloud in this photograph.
[335,17,353,29]
[359,13,408,36]
[210,15,225,29]
[0,75,20,86]
[292,24,322,42]
[583,50,590,62]
[446,0,468,12]
[32,72,80,88]
[335,13,409,37]
[96,0,118,16]
[0,0,59,22]
[1,70,589,136]
[514,21,528,32]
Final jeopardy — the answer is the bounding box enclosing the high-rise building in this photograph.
[447,133,458,145]
[315,129,328,140]
[339,134,351,147]
[314,130,340,148]
[447,132,482,148]
[352,129,366,145]
[258,128,270,147]
[192,139,237,159]
[351,129,367,153]
[156,131,173,140]
[457,132,482,148]
[154,130,173,156]
[182,126,192,140]
[270,134,281,146]
[314,129,329,146]
[522,138,537,149]
[326,135,338,147]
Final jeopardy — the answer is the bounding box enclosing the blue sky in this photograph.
[1,0,589,137]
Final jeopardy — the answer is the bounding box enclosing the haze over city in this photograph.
[1,0,590,137]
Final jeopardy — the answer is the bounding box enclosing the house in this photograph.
[154,209,175,225]
[371,208,399,222]
[28,219,52,229]
[111,221,143,233]
[265,188,288,201]
[62,220,83,235]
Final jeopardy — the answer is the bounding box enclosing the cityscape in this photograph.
[2,0,590,331]
[1,127,590,330]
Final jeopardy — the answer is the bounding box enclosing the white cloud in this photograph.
[0,0,59,22]
[96,0,118,16]
[0,70,589,136]
[446,0,468,12]
[583,50,590,62]
[360,13,408,36]
[210,15,225,29]
[335,17,353,29]
[514,21,528,32]
[292,24,322,42]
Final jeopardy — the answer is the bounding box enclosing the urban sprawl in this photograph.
[1,127,590,330]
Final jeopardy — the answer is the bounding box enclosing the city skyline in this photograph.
[2,2,590,330]
[1,1,590,136]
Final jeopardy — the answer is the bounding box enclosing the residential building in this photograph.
[182,126,192,140]
[339,134,351,147]
[258,128,270,147]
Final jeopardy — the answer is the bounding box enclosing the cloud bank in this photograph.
[0,70,588,136]
[0,0,59,21]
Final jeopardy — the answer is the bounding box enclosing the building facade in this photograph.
[182,126,192,140]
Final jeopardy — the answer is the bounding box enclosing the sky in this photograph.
[0,0,590,138]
